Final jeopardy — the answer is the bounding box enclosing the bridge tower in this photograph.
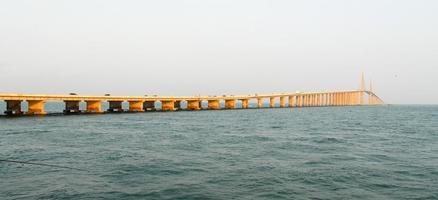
[359,73,366,105]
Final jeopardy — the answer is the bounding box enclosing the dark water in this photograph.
[1,105,437,200]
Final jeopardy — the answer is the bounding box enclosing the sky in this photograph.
[0,0,437,104]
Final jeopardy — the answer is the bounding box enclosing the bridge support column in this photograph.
[161,100,175,111]
[340,93,343,106]
[240,99,249,109]
[332,93,336,106]
[225,99,236,109]
[296,96,302,107]
[26,100,47,115]
[288,96,295,107]
[257,98,262,108]
[304,95,307,107]
[108,101,123,112]
[208,100,220,110]
[64,101,81,114]
[187,100,201,110]
[4,100,22,115]
[338,93,342,106]
[86,100,103,113]
[143,101,156,111]
[129,101,144,112]
[331,94,335,106]
[280,97,286,108]
[270,97,275,108]
[318,94,324,107]
[345,93,348,106]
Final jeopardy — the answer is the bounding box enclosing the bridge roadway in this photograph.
[0,90,384,116]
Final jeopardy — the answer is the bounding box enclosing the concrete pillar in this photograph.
[270,97,275,108]
[298,96,302,107]
[302,95,306,107]
[174,101,182,110]
[128,101,144,112]
[288,96,295,107]
[314,94,318,106]
[108,101,123,112]
[26,100,46,115]
[311,94,316,107]
[208,100,220,110]
[280,97,286,108]
[314,94,318,107]
[305,95,309,107]
[334,93,337,106]
[64,101,81,114]
[338,93,342,106]
[344,93,348,106]
[332,93,338,106]
[4,100,22,115]
[338,93,341,106]
[329,94,333,106]
[187,100,201,110]
[342,93,345,106]
[257,98,262,108]
[161,100,175,111]
[225,99,236,109]
[344,93,347,106]
[320,94,324,106]
[241,99,249,109]
[86,100,103,113]
[143,101,156,111]
[295,96,300,107]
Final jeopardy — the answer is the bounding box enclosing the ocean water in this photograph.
[0,105,437,199]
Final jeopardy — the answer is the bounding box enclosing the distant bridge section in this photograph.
[0,90,384,116]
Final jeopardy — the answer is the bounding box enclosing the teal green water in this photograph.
[1,105,437,199]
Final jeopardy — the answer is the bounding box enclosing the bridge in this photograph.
[0,75,384,116]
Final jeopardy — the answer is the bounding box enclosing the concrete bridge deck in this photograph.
[0,90,384,116]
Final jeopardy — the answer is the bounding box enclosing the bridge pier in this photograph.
[85,100,103,113]
[280,97,286,108]
[270,97,275,108]
[128,101,144,112]
[187,100,201,110]
[288,96,295,108]
[321,94,324,106]
[297,96,302,107]
[161,100,175,111]
[240,99,249,109]
[208,100,220,110]
[257,98,262,108]
[64,101,81,114]
[143,101,156,111]
[26,100,47,115]
[108,101,123,112]
[4,100,23,115]
[305,95,308,106]
[225,99,236,109]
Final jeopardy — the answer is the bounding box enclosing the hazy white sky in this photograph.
[0,0,437,104]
